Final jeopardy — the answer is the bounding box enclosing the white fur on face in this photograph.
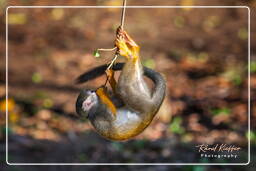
[82,92,97,112]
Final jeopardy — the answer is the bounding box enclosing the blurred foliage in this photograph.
[0,98,15,112]
[99,0,123,6]
[238,27,248,40]
[51,8,65,20]
[183,165,206,171]
[42,98,54,108]
[9,112,20,123]
[186,52,209,63]
[33,91,49,100]
[221,67,243,85]
[169,116,185,134]
[111,142,124,151]
[211,107,231,116]
[132,139,148,149]
[77,153,88,162]
[250,60,256,73]
[246,131,256,144]
[181,0,195,11]
[203,15,220,31]
[197,52,209,62]
[174,16,185,28]
[31,72,43,84]
[0,0,6,11]
[8,13,27,25]
[142,58,156,69]
[169,48,184,59]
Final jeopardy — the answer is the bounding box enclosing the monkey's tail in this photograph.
[75,63,166,102]
[75,63,125,84]
[143,67,166,107]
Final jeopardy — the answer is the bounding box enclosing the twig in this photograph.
[107,54,119,71]
[97,47,117,52]
[104,53,119,87]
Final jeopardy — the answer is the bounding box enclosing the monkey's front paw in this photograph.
[115,29,140,60]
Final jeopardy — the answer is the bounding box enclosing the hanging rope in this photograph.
[101,0,128,87]
[97,0,127,53]
[105,0,127,70]
[120,0,127,30]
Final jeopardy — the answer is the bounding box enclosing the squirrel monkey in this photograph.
[76,28,166,141]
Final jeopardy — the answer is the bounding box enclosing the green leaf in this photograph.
[211,107,231,116]
[32,72,42,83]
[93,50,100,58]
[169,116,185,134]
[250,61,256,73]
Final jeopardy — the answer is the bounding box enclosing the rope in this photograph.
[120,0,127,30]
[103,0,127,87]
[105,0,127,71]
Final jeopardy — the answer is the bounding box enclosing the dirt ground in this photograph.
[0,0,256,170]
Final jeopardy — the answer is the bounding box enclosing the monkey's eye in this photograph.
[86,90,95,95]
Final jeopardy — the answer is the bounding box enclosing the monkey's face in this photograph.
[76,90,98,118]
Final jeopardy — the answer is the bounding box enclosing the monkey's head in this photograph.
[76,90,98,118]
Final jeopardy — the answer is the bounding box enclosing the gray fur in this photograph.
[76,60,166,141]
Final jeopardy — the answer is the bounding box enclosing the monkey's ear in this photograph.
[76,90,87,117]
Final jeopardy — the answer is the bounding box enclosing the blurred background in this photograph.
[0,0,255,170]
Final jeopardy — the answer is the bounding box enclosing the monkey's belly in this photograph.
[92,109,151,141]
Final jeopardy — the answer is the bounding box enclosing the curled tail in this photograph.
[75,63,166,109]
[75,63,124,84]
[143,67,166,112]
